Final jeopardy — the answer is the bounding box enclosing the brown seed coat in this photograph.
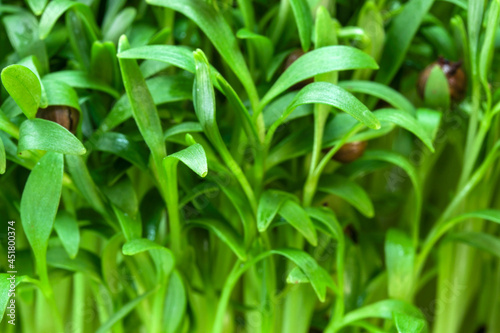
[36,105,80,134]
[333,141,367,163]
[417,57,466,102]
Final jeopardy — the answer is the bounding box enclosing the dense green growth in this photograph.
[0,0,500,332]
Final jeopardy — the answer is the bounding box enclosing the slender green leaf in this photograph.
[213,247,335,333]
[440,0,467,9]
[91,41,119,88]
[0,136,5,174]
[279,82,381,131]
[360,149,422,241]
[118,35,166,161]
[289,0,313,51]
[65,155,108,216]
[436,210,500,238]
[375,0,435,84]
[3,13,49,72]
[278,200,318,246]
[100,75,192,132]
[479,0,500,92]
[148,75,194,104]
[102,234,124,294]
[270,249,333,302]
[123,238,175,279]
[140,59,171,78]
[261,46,378,107]
[287,266,310,284]
[424,66,450,110]
[306,207,344,243]
[421,23,457,61]
[18,119,86,155]
[17,56,48,108]
[186,219,247,261]
[113,205,141,242]
[0,274,14,323]
[39,0,99,39]
[385,229,415,301]
[323,113,393,146]
[1,65,41,119]
[285,265,338,293]
[318,174,374,218]
[20,152,64,265]
[467,0,485,70]
[44,71,120,98]
[257,190,297,232]
[394,312,426,333]
[416,108,442,142]
[339,80,415,114]
[164,143,208,178]
[118,45,195,72]
[90,131,149,170]
[263,91,312,128]
[266,50,293,82]
[215,73,259,145]
[54,211,80,259]
[102,176,139,217]
[146,0,258,106]
[357,1,385,64]
[66,9,97,70]
[164,122,203,140]
[374,108,435,152]
[102,0,126,33]
[209,165,255,237]
[314,6,338,84]
[193,51,223,143]
[194,50,256,209]
[95,289,155,333]
[42,79,81,111]
[27,0,47,15]
[444,232,500,258]
[336,299,426,330]
[47,247,101,281]
[103,7,137,44]
[179,182,219,208]
[164,271,187,333]
[236,28,273,66]
[360,150,421,203]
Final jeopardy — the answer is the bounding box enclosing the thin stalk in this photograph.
[71,273,85,333]
[332,238,345,323]
[213,253,270,333]
[161,159,181,256]
[36,257,64,333]
[414,141,500,279]
[89,282,117,332]
[303,104,330,207]
[459,82,481,187]
[218,146,258,211]
[123,257,152,331]
[151,283,168,333]
[0,112,19,139]
[270,0,290,45]
[303,124,364,206]
[212,260,244,333]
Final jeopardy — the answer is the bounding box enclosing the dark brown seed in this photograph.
[284,49,314,90]
[36,105,80,134]
[333,141,367,163]
[417,56,466,102]
[343,224,358,244]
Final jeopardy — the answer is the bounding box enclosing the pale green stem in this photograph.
[303,124,364,207]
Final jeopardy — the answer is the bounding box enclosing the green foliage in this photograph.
[1,0,500,332]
